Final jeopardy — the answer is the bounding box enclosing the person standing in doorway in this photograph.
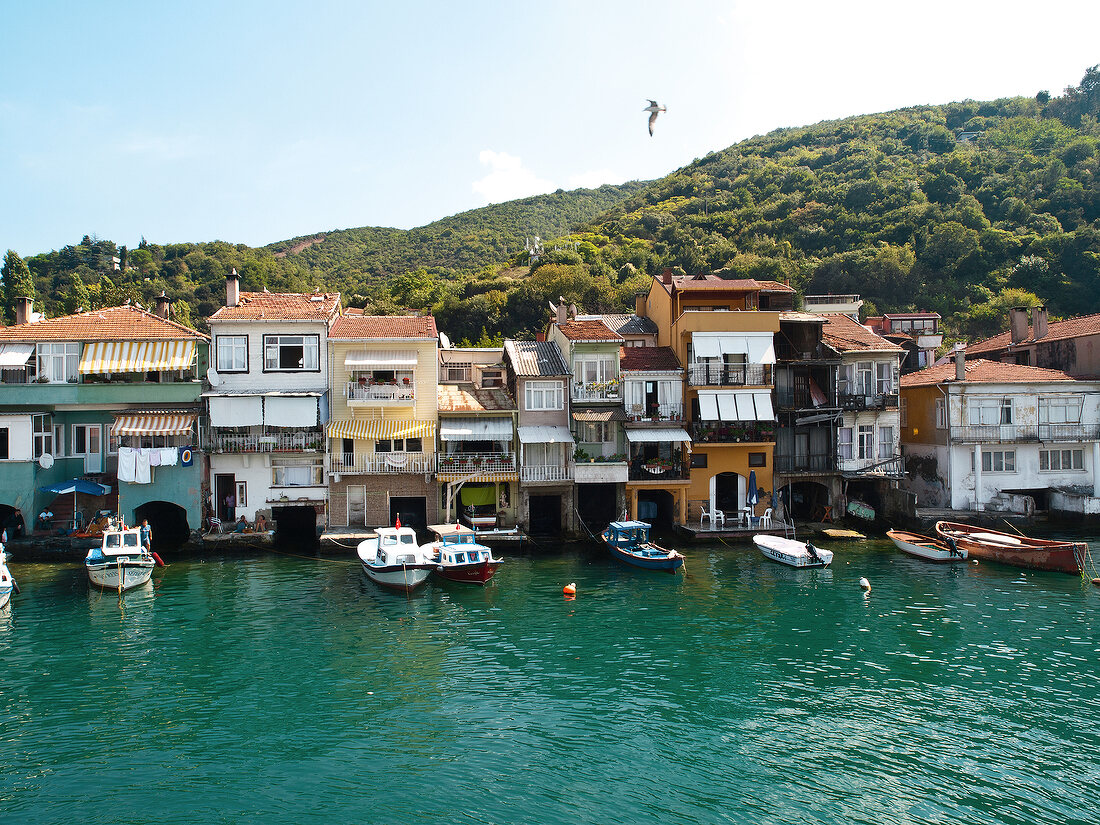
[224,493,236,523]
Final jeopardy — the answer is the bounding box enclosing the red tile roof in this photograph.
[556,320,624,342]
[967,312,1100,355]
[209,292,341,322]
[756,280,796,293]
[672,276,760,291]
[330,315,438,340]
[620,346,682,371]
[901,358,1077,387]
[820,314,903,353]
[0,305,207,342]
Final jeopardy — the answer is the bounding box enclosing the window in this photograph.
[216,335,248,372]
[375,437,423,453]
[1039,396,1083,424]
[900,397,908,428]
[235,481,248,507]
[935,398,946,429]
[838,427,853,460]
[690,453,708,468]
[578,421,611,443]
[857,425,874,460]
[481,369,503,388]
[272,458,324,486]
[876,362,893,395]
[856,362,873,395]
[0,428,8,460]
[748,452,766,467]
[968,398,1012,426]
[264,335,319,371]
[37,343,79,383]
[445,364,471,382]
[525,380,564,411]
[54,425,65,457]
[878,426,894,459]
[981,450,1016,473]
[1039,449,1084,471]
[33,414,52,458]
[573,355,616,384]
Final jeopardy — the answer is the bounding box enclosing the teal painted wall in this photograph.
[118,455,204,531]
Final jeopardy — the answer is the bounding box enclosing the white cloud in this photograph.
[472,150,553,203]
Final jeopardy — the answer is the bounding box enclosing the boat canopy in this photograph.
[608,521,651,531]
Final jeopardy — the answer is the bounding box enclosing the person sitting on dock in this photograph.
[255,513,267,532]
[234,515,252,533]
[37,508,54,530]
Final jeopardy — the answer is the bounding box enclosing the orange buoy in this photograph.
[563,582,577,596]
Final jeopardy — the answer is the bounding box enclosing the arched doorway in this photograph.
[0,504,25,539]
[782,481,831,521]
[637,489,675,530]
[710,472,746,514]
[133,501,189,550]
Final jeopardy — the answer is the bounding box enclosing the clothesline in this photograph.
[117,446,182,484]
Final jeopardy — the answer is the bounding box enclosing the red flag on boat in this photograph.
[395,515,401,528]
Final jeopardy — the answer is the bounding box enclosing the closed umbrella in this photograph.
[746,470,758,526]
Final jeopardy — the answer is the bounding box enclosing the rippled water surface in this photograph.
[2,536,1099,824]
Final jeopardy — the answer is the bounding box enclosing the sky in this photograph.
[2,0,1099,257]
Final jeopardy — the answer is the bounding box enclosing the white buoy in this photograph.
[859,577,871,590]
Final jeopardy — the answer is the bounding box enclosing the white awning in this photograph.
[692,332,775,364]
[691,334,721,359]
[745,335,776,365]
[439,418,513,441]
[517,425,574,444]
[0,343,34,367]
[344,349,417,369]
[264,396,318,428]
[625,427,691,443]
[698,390,774,422]
[208,395,264,428]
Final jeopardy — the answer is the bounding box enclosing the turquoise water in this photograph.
[2,538,1098,825]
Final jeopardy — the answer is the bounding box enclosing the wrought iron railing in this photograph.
[950,423,1100,443]
[572,382,621,401]
[691,422,777,443]
[688,363,772,387]
[207,430,324,453]
[628,461,688,481]
[838,392,899,411]
[774,454,838,473]
[839,456,905,476]
[624,402,684,421]
[775,389,837,409]
[436,452,517,475]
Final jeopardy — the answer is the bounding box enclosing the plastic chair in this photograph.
[760,507,772,529]
[700,504,726,528]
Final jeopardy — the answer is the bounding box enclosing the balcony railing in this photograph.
[572,381,621,402]
[345,381,415,403]
[329,452,434,475]
[437,452,517,475]
[625,402,684,421]
[628,460,688,481]
[774,454,838,473]
[688,363,772,387]
[691,422,777,443]
[207,430,324,453]
[839,456,905,476]
[838,392,899,411]
[775,389,837,409]
[950,423,1100,443]
[520,463,573,482]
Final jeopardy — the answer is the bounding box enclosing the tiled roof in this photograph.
[820,314,903,353]
[209,292,341,322]
[437,384,515,412]
[756,280,797,293]
[577,314,659,336]
[556,320,624,342]
[901,358,1077,388]
[0,305,207,342]
[967,312,1100,355]
[620,346,682,372]
[572,407,629,422]
[504,340,569,377]
[330,315,438,339]
[672,276,760,291]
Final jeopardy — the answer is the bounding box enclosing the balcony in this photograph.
[345,381,415,405]
[691,422,776,444]
[436,452,517,478]
[574,460,628,484]
[688,363,772,387]
[775,388,837,409]
[520,463,573,483]
[628,460,689,481]
[838,392,899,411]
[329,452,434,475]
[572,381,621,402]
[207,430,324,453]
[625,402,684,422]
[839,456,905,477]
[774,454,838,474]
[950,423,1100,443]
[0,379,201,405]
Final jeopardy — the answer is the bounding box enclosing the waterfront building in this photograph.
[204,273,337,538]
[966,306,1100,376]
[819,313,906,515]
[503,339,575,536]
[899,350,1100,512]
[864,311,944,374]
[0,297,207,543]
[325,314,438,531]
[639,272,788,525]
[802,294,864,320]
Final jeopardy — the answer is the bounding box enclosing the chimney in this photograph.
[535,331,545,342]
[155,291,171,319]
[1032,305,1048,340]
[635,292,646,318]
[954,343,966,382]
[555,302,567,325]
[14,296,32,325]
[1009,306,1029,343]
[226,268,240,308]
[661,268,673,285]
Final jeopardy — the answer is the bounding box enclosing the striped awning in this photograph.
[437,473,519,483]
[79,340,196,374]
[326,418,435,441]
[111,412,196,436]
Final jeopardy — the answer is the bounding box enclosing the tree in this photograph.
[1,249,35,324]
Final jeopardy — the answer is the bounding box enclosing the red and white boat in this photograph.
[422,524,502,585]
[887,529,968,563]
[934,521,1088,574]
[357,525,435,593]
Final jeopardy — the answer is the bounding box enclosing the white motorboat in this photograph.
[887,529,968,563]
[85,527,156,591]
[357,526,435,593]
[0,545,17,608]
[753,534,833,568]
[422,524,502,585]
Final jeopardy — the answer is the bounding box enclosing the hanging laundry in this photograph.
[149,449,162,467]
[159,447,179,466]
[117,447,137,483]
[134,449,152,484]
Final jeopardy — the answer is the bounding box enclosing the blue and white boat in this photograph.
[0,544,17,608]
[601,521,684,573]
[85,527,155,591]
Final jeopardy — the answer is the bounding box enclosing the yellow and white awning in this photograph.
[79,340,196,374]
[326,418,435,441]
[111,413,196,436]
[437,473,519,483]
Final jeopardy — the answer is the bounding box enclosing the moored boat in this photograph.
[357,526,435,593]
[422,524,502,585]
[85,527,156,591]
[934,521,1087,575]
[0,545,17,608]
[601,521,684,573]
[753,534,833,568]
[887,529,968,563]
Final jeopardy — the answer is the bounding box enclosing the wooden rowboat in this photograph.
[887,529,967,563]
[934,521,1087,575]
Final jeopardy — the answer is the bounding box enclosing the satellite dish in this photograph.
[207,368,222,387]
[38,453,54,469]
[439,332,451,349]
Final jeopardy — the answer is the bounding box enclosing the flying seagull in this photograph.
[644,99,667,136]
